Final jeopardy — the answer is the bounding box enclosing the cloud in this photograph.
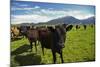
[40,9,68,18]
[40,9,94,19]
[11,7,34,11]
[66,10,94,19]
[34,6,40,9]
[11,14,53,24]
[11,8,94,24]
[11,6,40,11]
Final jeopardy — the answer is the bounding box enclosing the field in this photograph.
[11,25,95,66]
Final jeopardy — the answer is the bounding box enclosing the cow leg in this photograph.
[37,41,39,45]
[22,34,24,38]
[59,50,64,63]
[42,46,44,55]
[35,41,37,53]
[30,41,33,52]
[52,50,56,64]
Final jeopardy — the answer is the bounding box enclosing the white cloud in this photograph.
[72,13,94,19]
[34,6,40,9]
[11,7,34,11]
[11,9,94,24]
[11,14,53,24]
[40,9,94,19]
[66,10,94,19]
[11,6,40,11]
[40,9,68,18]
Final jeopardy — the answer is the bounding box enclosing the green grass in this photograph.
[11,25,95,66]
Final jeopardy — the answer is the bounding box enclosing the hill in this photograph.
[47,16,95,25]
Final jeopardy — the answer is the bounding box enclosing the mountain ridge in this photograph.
[47,16,95,24]
[12,16,95,26]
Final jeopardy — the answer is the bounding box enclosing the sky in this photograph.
[11,0,95,24]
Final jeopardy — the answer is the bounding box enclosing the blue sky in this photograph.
[11,1,95,24]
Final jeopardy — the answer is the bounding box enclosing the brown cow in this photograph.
[38,24,73,63]
[11,26,20,39]
[76,25,80,30]
[83,25,86,30]
[27,27,39,52]
[19,26,30,38]
[26,24,73,63]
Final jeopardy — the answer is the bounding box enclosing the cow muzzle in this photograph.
[58,42,65,48]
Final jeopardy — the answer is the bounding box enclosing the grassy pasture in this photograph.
[11,25,95,66]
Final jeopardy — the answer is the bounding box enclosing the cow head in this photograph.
[56,24,67,48]
[66,24,73,32]
[48,24,73,48]
[48,25,66,48]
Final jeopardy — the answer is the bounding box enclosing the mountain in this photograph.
[81,16,95,24]
[47,16,95,25]
[13,16,95,26]
[47,16,80,24]
[19,23,35,26]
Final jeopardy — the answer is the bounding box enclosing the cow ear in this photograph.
[66,25,73,32]
[62,24,68,28]
[53,25,56,29]
[48,26,55,32]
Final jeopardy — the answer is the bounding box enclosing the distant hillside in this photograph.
[81,16,95,24]
[47,16,80,24]
[47,16,95,25]
[11,16,95,26]
[19,23,35,26]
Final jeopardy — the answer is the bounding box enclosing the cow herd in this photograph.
[11,24,94,63]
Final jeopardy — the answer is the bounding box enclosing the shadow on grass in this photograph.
[14,54,41,66]
[11,44,30,55]
[11,37,22,42]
